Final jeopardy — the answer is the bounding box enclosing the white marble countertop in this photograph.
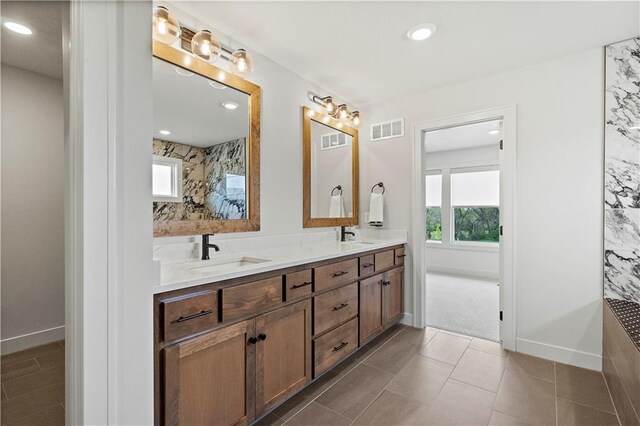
[154,238,406,294]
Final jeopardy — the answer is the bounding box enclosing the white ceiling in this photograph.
[1,1,63,80]
[425,119,501,153]
[153,57,249,147]
[177,1,639,106]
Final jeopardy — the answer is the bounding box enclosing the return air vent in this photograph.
[370,118,405,141]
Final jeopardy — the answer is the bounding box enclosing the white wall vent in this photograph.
[370,118,404,141]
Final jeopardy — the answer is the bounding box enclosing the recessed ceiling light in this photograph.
[4,21,32,35]
[407,23,436,41]
[209,81,227,90]
[159,130,171,135]
[174,66,194,77]
[488,129,500,135]
[221,101,239,110]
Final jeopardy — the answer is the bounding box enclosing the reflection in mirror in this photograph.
[152,56,249,221]
[310,120,354,219]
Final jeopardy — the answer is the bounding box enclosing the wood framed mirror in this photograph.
[152,41,261,237]
[302,106,359,228]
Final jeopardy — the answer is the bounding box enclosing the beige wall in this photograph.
[1,64,65,353]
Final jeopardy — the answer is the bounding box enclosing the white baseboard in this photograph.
[516,338,602,371]
[400,313,414,327]
[426,265,499,281]
[1,326,65,355]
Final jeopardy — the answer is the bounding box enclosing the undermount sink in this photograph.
[189,257,270,275]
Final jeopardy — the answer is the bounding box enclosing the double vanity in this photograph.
[150,12,403,425]
[153,240,406,425]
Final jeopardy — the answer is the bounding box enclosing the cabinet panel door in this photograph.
[163,320,255,426]
[255,299,312,416]
[359,274,383,343]
[383,267,403,326]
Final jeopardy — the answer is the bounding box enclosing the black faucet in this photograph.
[201,234,220,260]
[340,226,355,242]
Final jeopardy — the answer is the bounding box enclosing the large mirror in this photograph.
[303,107,359,228]
[152,42,260,237]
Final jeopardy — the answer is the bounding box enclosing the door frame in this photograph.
[411,105,517,350]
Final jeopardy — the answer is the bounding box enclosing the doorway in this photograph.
[412,106,516,350]
[1,2,67,424]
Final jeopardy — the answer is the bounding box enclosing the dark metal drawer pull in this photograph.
[177,309,213,323]
[361,263,374,268]
[382,280,391,287]
[258,333,267,341]
[291,281,312,289]
[396,254,406,258]
[332,302,349,311]
[333,341,349,352]
[248,336,258,345]
[333,271,349,277]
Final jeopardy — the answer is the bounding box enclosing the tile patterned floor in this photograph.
[256,325,620,426]
[0,341,65,425]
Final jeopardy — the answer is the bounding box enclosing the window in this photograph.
[451,169,499,243]
[425,172,442,241]
[152,155,182,202]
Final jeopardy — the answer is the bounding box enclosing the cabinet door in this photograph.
[255,299,312,416]
[383,267,403,326]
[163,320,255,426]
[359,274,383,343]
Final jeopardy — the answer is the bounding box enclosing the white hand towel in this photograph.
[329,195,345,218]
[368,192,384,227]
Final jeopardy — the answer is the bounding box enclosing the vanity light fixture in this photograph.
[152,6,180,44]
[159,130,171,135]
[191,30,222,63]
[310,94,361,128]
[229,48,254,77]
[221,101,239,110]
[407,23,437,41]
[4,21,32,35]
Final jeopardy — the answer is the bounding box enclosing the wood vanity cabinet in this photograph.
[154,244,405,426]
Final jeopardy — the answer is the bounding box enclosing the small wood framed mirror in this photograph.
[302,106,359,228]
[152,40,261,237]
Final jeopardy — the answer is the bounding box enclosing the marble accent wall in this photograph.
[153,137,246,221]
[604,38,640,303]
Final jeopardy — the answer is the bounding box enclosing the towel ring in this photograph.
[371,182,385,195]
[331,185,343,196]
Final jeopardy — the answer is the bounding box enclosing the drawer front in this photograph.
[395,247,406,266]
[285,269,313,301]
[314,318,358,377]
[314,283,358,335]
[315,259,358,292]
[162,290,218,342]
[223,277,283,322]
[359,254,375,277]
[374,250,395,272]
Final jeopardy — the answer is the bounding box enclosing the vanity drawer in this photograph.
[395,247,406,266]
[315,259,358,292]
[161,290,218,342]
[314,282,358,335]
[222,277,283,322]
[285,270,313,300]
[359,254,375,276]
[314,317,358,377]
[374,250,395,272]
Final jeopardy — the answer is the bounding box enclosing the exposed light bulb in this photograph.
[323,97,335,113]
[338,104,349,120]
[351,111,361,128]
[191,30,221,63]
[230,48,254,77]
[152,6,180,44]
